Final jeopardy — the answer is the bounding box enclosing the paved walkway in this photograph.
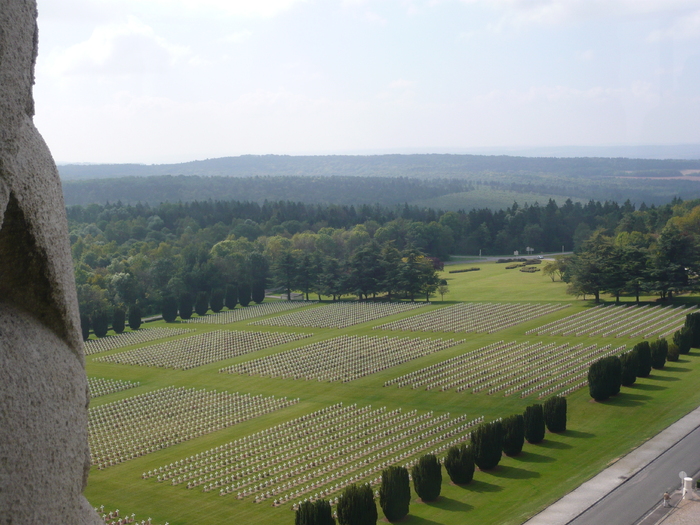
[523,406,700,525]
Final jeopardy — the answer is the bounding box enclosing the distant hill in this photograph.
[57,154,700,181]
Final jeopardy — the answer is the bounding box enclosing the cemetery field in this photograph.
[83,274,700,525]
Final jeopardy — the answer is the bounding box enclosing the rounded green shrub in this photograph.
[443,444,475,484]
[411,454,442,502]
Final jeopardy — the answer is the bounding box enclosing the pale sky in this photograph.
[34,0,700,164]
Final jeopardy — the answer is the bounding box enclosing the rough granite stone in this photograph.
[0,1,101,523]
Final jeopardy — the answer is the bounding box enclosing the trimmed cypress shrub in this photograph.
[588,358,609,401]
[296,501,315,525]
[606,355,622,396]
[210,289,225,313]
[238,282,252,307]
[411,454,442,502]
[194,291,209,317]
[128,305,142,330]
[296,500,335,525]
[337,483,377,525]
[684,312,700,348]
[91,310,110,338]
[650,338,668,370]
[112,307,126,334]
[501,414,525,456]
[252,280,266,304]
[673,327,692,355]
[619,350,638,386]
[313,499,335,525]
[443,443,475,484]
[543,396,567,433]
[178,294,193,320]
[225,284,238,310]
[379,465,410,522]
[667,342,680,362]
[470,420,504,470]
[162,295,178,323]
[80,314,91,341]
[523,404,545,443]
[635,341,652,377]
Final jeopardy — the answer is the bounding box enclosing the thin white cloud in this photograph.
[221,30,253,43]
[648,9,700,41]
[47,17,191,77]
[171,0,307,18]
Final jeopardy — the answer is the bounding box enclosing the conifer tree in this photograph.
[178,293,193,320]
[673,327,692,355]
[379,466,410,522]
[194,291,209,317]
[91,310,110,338]
[543,396,567,433]
[337,484,377,525]
[588,357,609,400]
[684,312,700,347]
[605,355,622,396]
[444,443,475,484]
[128,304,142,330]
[411,454,442,502]
[650,338,668,369]
[502,414,525,456]
[80,314,91,341]
[470,420,504,470]
[634,341,652,377]
[161,295,178,323]
[238,282,252,307]
[523,404,545,444]
[210,289,224,313]
[112,307,126,334]
[225,284,238,310]
[619,350,638,386]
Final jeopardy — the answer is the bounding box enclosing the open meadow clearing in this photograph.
[84,261,700,525]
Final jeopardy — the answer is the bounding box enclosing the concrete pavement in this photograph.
[523,406,700,525]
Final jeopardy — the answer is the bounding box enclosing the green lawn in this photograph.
[84,268,700,524]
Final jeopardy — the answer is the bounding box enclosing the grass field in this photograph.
[84,262,700,524]
[412,188,586,212]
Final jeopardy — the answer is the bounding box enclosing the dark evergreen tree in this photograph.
[295,500,335,525]
[673,327,692,355]
[588,358,610,401]
[178,293,193,320]
[313,499,336,525]
[379,466,410,522]
[543,396,567,433]
[210,289,225,313]
[337,483,377,525]
[128,304,142,330]
[411,454,442,502]
[252,280,265,303]
[667,342,680,362]
[91,310,110,338]
[238,282,252,307]
[162,295,179,323]
[620,350,638,386]
[606,355,622,396]
[443,443,475,484]
[225,284,238,310]
[112,307,126,334]
[523,404,545,444]
[502,414,525,456]
[634,341,652,377]
[470,420,504,470]
[650,338,668,369]
[194,291,209,316]
[80,313,91,341]
[684,312,700,348]
[296,501,315,525]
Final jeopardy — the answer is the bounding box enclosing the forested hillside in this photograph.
[69,196,700,326]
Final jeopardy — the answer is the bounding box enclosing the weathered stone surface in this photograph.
[0,1,101,523]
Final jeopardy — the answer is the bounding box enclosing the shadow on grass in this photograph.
[630,383,667,391]
[509,450,555,464]
[563,429,595,439]
[397,515,443,525]
[663,365,691,373]
[601,393,649,407]
[645,374,680,382]
[420,496,473,512]
[536,439,572,450]
[462,479,502,493]
[482,464,539,480]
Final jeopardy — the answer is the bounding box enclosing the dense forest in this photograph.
[69,196,700,328]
